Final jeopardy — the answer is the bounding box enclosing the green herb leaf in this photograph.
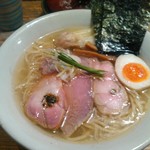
[58,52,105,77]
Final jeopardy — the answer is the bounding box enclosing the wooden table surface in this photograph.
[0,0,150,150]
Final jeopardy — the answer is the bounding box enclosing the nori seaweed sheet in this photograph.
[87,0,150,56]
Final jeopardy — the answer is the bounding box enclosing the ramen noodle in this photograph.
[13,27,150,143]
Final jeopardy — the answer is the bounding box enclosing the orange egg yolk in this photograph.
[123,63,149,82]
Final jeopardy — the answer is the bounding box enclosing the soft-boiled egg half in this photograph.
[115,54,150,90]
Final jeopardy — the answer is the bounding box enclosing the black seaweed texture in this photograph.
[88,0,150,56]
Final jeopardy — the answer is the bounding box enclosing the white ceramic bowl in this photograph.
[0,9,150,150]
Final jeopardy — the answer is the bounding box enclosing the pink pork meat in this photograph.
[25,74,67,129]
[61,75,93,136]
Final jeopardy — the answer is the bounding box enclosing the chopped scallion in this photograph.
[57,52,105,77]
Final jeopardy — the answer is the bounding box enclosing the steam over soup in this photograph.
[13,27,150,143]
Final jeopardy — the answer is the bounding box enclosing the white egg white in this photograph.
[115,54,150,90]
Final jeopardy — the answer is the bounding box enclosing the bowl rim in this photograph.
[0,9,150,150]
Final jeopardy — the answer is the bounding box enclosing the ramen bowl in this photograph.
[0,9,150,150]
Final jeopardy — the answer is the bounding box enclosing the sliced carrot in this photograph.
[85,41,98,51]
[73,49,116,62]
